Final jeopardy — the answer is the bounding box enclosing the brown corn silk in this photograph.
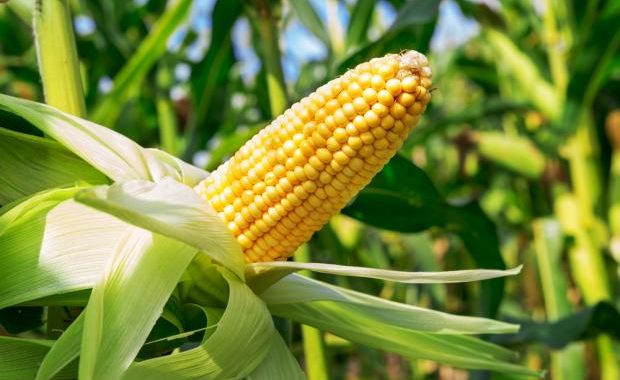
[195,50,432,262]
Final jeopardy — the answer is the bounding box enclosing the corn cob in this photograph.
[195,50,432,262]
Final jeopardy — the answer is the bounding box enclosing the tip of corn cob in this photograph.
[195,50,432,263]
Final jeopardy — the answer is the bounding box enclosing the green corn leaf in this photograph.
[20,290,91,307]
[262,274,518,335]
[266,282,537,375]
[123,269,275,380]
[336,0,439,73]
[0,189,127,309]
[0,337,77,380]
[345,0,376,50]
[343,155,507,317]
[184,0,243,159]
[249,261,521,283]
[0,127,107,204]
[0,187,78,234]
[247,261,521,295]
[90,0,193,127]
[288,0,330,46]
[494,301,620,349]
[0,94,208,186]
[74,179,245,279]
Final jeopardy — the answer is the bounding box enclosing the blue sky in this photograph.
[75,0,480,90]
[225,0,479,83]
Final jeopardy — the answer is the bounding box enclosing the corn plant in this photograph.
[1,0,618,379]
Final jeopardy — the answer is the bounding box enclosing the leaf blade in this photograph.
[0,127,107,204]
[123,269,275,380]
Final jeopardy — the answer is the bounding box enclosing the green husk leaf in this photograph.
[78,228,198,380]
[74,179,245,279]
[0,94,208,186]
[123,269,275,380]
[0,190,127,309]
[0,127,107,204]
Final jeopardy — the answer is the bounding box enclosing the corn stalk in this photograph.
[543,2,617,377]
[33,0,86,117]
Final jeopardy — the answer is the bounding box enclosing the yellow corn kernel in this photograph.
[195,50,432,262]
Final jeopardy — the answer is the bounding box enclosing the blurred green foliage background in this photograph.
[1,0,619,379]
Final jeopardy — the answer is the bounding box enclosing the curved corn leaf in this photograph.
[247,261,521,295]
[74,179,245,279]
[0,189,127,309]
[0,94,208,186]
[263,274,517,335]
[266,277,537,376]
[0,127,107,204]
[123,269,275,380]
